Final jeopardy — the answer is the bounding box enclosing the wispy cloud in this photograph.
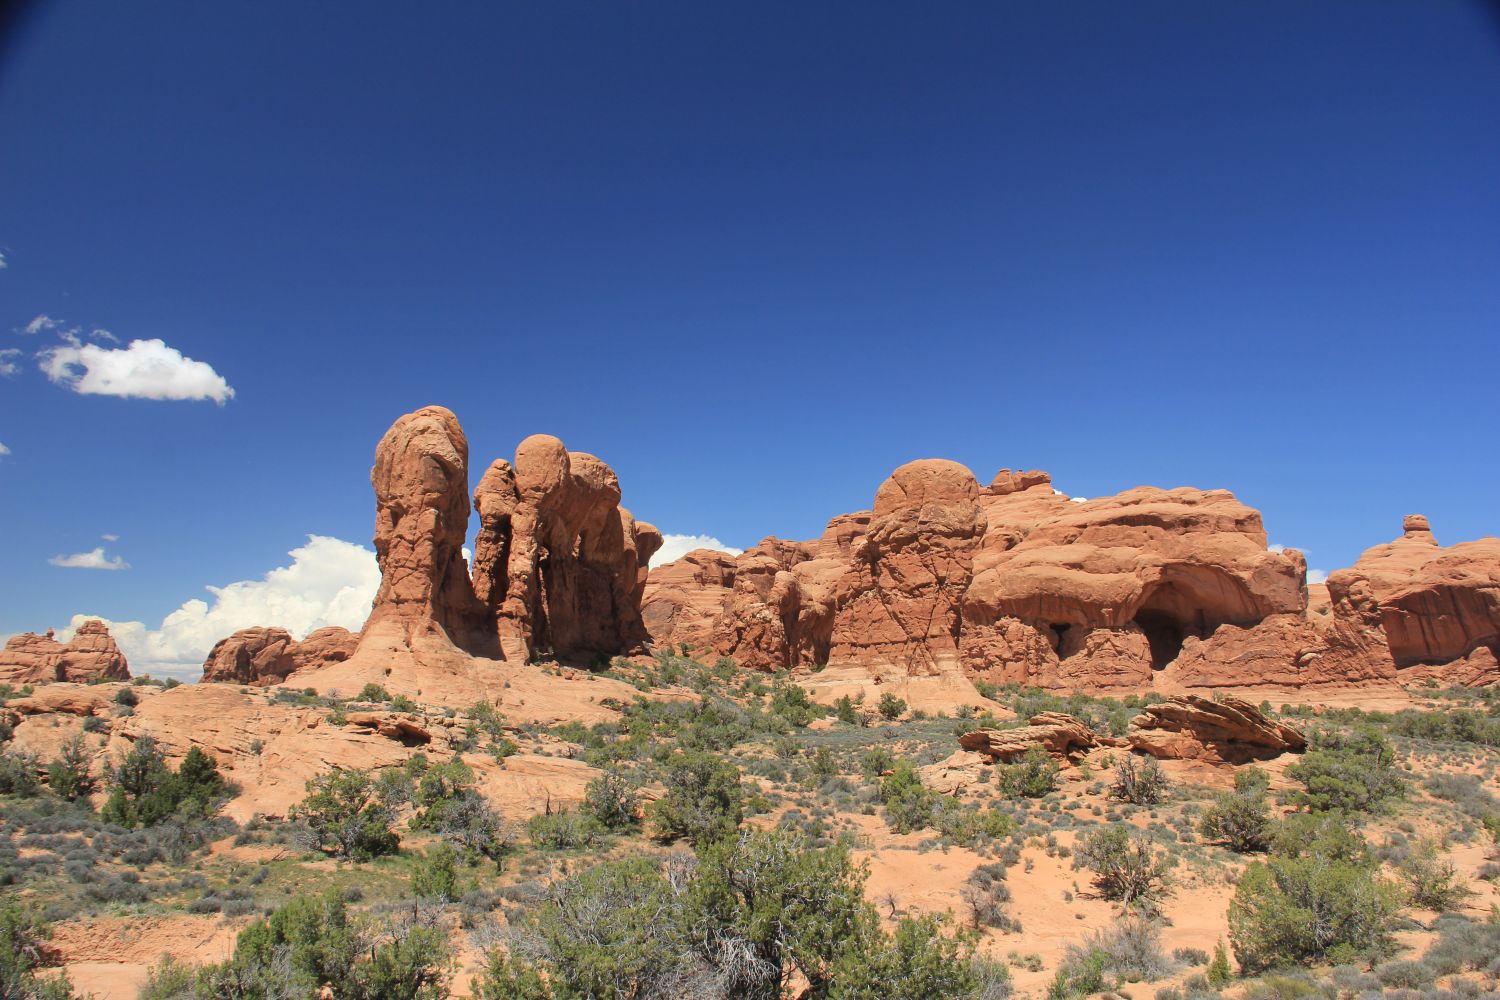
[649,533,744,569]
[39,337,235,403]
[22,314,59,336]
[49,547,130,571]
[102,533,119,542]
[0,349,20,377]
[1307,569,1328,585]
[89,327,119,343]
[0,441,10,457]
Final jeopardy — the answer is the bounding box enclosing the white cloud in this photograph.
[57,535,378,681]
[1267,543,1286,553]
[649,533,743,569]
[89,327,119,343]
[1307,569,1328,585]
[0,349,20,377]
[102,533,119,542]
[49,547,129,571]
[0,441,10,457]
[39,337,234,403]
[0,252,7,269]
[22,314,59,335]
[1069,496,1088,503]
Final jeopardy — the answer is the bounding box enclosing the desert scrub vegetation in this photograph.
[647,750,744,844]
[1111,754,1171,805]
[1074,824,1173,907]
[475,828,1004,1000]
[1284,726,1406,813]
[1198,768,1274,852]
[1228,813,1402,971]
[1048,917,1174,1000]
[291,766,403,860]
[140,889,452,1000]
[2,902,79,999]
[99,737,229,829]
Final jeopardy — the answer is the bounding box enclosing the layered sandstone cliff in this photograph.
[0,620,130,684]
[643,461,1499,692]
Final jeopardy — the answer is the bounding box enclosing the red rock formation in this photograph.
[958,712,1115,761]
[366,405,494,655]
[288,407,659,682]
[470,437,661,664]
[1327,515,1500,676]
[1126,696,1306,764]
[642,460,1316,691]
[0,620,130,684]
[201,626,359,686]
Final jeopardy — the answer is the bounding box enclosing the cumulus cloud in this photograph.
[649,533,743,569]
[22,314,59,335]
[0,349,20,377]
[1069,496,1088,503]
[49,547,129,570]
[38,337,235,403]
[57,535,378,681]
[1307,569,1328,585]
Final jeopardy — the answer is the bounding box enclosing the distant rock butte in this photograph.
[0,620,129,684]
[644,460,1500,692]
[200,626,358,686]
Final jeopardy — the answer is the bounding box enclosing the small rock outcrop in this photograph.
[0,620,130,684]
[958,713,1113,761]
[201,626,359,686]
[1126,696,1306,764]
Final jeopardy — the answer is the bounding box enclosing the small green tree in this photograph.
[877,692,907,721]
[1,903,78,1000]
[1207,939,1232,987]
[291,767,400,860]
[1110,754,1170,805]
[647,751,743,844]
[1199,771,1274,853]
[834,695,859,725]
[0,746,42,797]
[46,736,95,802]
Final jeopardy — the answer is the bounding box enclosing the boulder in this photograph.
[1126,695,1306,764]
[0,620,130,684]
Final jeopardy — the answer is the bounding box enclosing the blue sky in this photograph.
[2,2,1498,677]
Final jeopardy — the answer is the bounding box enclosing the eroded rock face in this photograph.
[1126,696,1306,764]
[0,621,130,684]
[642,462,1312,690]
[201,626,359,686]
[1327,516,1500,675]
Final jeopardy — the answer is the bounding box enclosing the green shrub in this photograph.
[880,760,935,834]
[1199,772,1273,853]
[581,767,638,830]
[770,682,823,727]
[1397,840,1471,910]
[835,695,859,725]
[359,683,392,702]
[0,746,41,797]
[996,747,1060,799]
[1228,818,1401,971]
[646,751,742,844]
[1074,825,1171,906]
[877,692,907,721]
[1,903,78,999]
[1111,755,1170,805]
[411,842,461,902]
[1206,940,1232,987]
[1285,727,1405,813]
[46,736,95,802]
[828,913,978,999]
[100,740,226,828]
[527,810,600,849]
[113,687,138,707]
[290,767,400,860]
